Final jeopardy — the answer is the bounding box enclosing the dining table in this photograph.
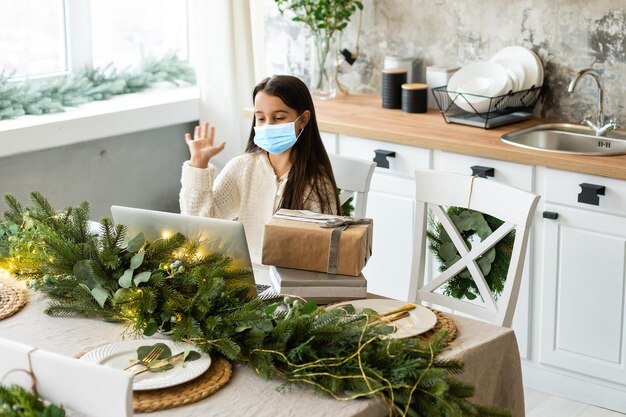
[0,276,525,417]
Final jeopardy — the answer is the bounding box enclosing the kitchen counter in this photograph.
[245,93,626,180]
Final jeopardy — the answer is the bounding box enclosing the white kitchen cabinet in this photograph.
[321,131,338,154]
[540,202,626,384]
[364,183,416,300]
[534,168,626,408]
[432,150,535,359]
[337,135,430,300]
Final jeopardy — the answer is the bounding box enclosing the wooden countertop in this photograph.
[244,93,626,180]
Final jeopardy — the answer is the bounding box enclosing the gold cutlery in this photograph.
[123,346,164,371]
[133,352,185,376]
[367,304,416,325]
[376,311,411,324]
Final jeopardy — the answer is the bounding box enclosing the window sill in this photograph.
[0,86,200,158]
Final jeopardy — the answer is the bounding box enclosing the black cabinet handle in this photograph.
[578,183,605,206]
[543,211,559,220]
[373,149,396,169]
[470,165,495,178]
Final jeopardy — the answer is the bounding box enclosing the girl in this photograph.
[179,75,340,263]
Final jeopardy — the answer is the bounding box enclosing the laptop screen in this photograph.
[110,205,254,275]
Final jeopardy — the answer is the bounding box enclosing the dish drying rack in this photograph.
[431,85,542,129]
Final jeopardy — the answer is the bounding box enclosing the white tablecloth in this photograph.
[0,282,524,417]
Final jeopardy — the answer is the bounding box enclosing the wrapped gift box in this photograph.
[262,209,373,276]
[269,266,367,305]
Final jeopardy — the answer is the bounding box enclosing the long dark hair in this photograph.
[245,75,341,215]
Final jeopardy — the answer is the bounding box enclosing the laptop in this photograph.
[110,206,257,289]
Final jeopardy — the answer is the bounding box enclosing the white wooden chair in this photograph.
[409,169,540,327]
[0,337,133,417]
[329,154,376,218]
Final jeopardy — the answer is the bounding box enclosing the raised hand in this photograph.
[184,121,226,168]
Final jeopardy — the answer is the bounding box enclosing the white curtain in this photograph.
[188,0,259,168]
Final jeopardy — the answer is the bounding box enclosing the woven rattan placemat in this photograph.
[134,356,232,413]
[0,282,27,320]
[419,308,458,345]
[76,348,232,414]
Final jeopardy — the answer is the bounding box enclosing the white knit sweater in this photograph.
[179,152,336,263]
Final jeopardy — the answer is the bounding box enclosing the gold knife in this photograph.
[133,352,185,376]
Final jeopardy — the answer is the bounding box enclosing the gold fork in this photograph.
[132,352,185,377]
[123,346,164,371]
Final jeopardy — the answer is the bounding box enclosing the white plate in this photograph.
[447,61,512,113]
[80,340,211,391]
[490,58,526,92]
[490,46,543,90]
[329,299,437,339]
[530,49,544,88]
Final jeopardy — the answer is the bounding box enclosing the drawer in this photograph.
[544,168,626,216]
[432,150,534,191]
[369,171,416,198]
[338,134,431,177]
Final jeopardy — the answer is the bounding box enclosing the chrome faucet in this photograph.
[567,68,617,136]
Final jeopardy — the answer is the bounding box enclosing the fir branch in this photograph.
[0,193,511,417]
[0,384,66,417]
[2,194,24,224]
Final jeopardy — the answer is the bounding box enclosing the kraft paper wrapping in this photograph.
[262,210,373,276]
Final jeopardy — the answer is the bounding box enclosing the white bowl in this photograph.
[447,62,512,113]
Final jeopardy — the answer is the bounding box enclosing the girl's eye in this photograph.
[274,118,284,122]
[256,118,265,123]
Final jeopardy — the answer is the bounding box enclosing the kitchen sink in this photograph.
[500,123,626,156]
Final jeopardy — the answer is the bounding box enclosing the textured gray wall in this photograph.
[0,123,195,220]
[265,0,626,126]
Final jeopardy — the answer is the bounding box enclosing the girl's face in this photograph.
[254,91,308,132]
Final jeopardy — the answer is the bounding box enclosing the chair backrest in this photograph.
[329,154,376,218]
[409,169,540,327]
[0,337,133,417]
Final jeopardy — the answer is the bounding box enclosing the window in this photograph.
[91,0,189,68]
[0,0,67,78]
[0,0,189,80]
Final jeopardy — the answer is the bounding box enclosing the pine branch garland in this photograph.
[0,192,512,417]
[0,384,65,417]
[0,53,195,120]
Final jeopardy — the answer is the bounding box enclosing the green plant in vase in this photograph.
[275,0,363,99]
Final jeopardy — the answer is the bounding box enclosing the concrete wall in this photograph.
[0,123,195,220]
[264,0,626,126]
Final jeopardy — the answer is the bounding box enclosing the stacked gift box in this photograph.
[262,209,373,304]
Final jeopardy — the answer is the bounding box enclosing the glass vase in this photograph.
[310,32,338,100]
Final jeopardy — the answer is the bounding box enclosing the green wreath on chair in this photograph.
[427,207,515,301]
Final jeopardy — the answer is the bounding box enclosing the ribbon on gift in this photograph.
[319,217,373,274]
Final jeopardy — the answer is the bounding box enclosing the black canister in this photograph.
[382,68,407,109]
[401,83,428,113]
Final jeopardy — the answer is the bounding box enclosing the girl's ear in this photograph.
[299,110,311,130]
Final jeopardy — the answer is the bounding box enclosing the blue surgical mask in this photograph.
[253,116,303,154]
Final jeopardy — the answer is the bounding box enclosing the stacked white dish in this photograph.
[448,46,543,113]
